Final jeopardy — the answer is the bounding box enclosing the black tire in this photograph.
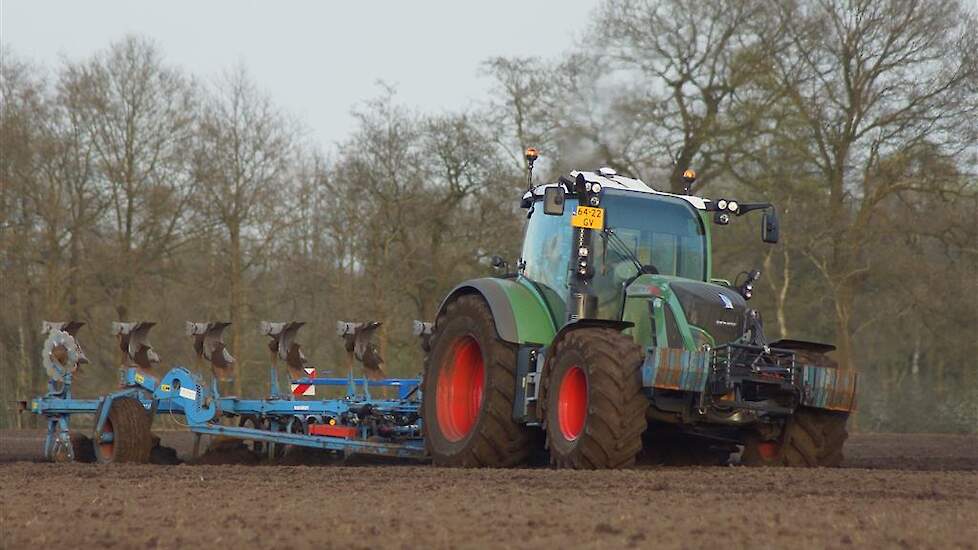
[541,328,647,469]
[741,407,849,467]
[422,294,532,467]
[93,397,152,464]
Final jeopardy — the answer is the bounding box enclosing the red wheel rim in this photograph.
[99,419,114,460]
[557,366,587,441]
[436,336,485,442]
[757,441,779,460]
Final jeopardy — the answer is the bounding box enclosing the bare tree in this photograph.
[597,0,765,192]
[1,53,48,426]
[482,57,561,171]
[753,0,978,370]
[59,35,197,320]
[193,65,295,394]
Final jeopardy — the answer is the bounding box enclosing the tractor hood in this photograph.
[669,280,748,345]
[626,276,748,347]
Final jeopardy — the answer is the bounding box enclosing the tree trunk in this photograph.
[117,246,133,321]
[67,229,81,318]
[20,284,42,429]
[763,245,791,339]
[831,275,858,431]
[832,281,855,371]
[229,221,244,396]
[17,325,29,429]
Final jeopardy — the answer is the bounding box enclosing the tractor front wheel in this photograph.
[543,328,647,469]
[422,294,532,467]
[741,407,849,467]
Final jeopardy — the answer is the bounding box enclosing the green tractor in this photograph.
[421,155,856,469]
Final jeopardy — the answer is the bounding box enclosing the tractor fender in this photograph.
[436,278,557,345]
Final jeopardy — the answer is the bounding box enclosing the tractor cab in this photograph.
[519,168,775,350]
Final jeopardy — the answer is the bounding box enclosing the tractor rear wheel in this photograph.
[93,397,152,464]
[741,407,849,467]
[542,328,647,469]
[422,294,532,467]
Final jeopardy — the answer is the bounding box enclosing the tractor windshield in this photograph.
[597,190,706,280]
[592,190,707,316]
[521,189,706,321]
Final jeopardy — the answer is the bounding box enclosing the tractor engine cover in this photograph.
[669,281,748,345]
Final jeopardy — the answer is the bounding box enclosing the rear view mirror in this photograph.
[762,209,780,244]
[543,187,565,215]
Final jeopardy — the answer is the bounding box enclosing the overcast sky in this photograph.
[3,0,597,147]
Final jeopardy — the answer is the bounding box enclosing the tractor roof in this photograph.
[523,170,709,210]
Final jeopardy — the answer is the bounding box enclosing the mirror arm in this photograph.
[735,202,772,216]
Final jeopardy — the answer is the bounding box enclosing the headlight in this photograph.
[728,201,739,212]
[717,199,728,210]
[591,182,602,193]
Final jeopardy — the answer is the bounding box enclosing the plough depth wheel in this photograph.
[94,397,152,463]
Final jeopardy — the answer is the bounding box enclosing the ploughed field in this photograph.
[1,430,975,549]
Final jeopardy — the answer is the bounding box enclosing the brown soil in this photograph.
[192,437,261,466]
[1,430,976,549]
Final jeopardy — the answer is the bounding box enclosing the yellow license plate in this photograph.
[571,206,604,230]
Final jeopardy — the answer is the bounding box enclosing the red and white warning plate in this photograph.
[291,367,316,396]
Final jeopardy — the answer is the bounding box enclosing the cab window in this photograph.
[520,198,578,320]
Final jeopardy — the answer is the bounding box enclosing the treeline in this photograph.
[2,0,976,432]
